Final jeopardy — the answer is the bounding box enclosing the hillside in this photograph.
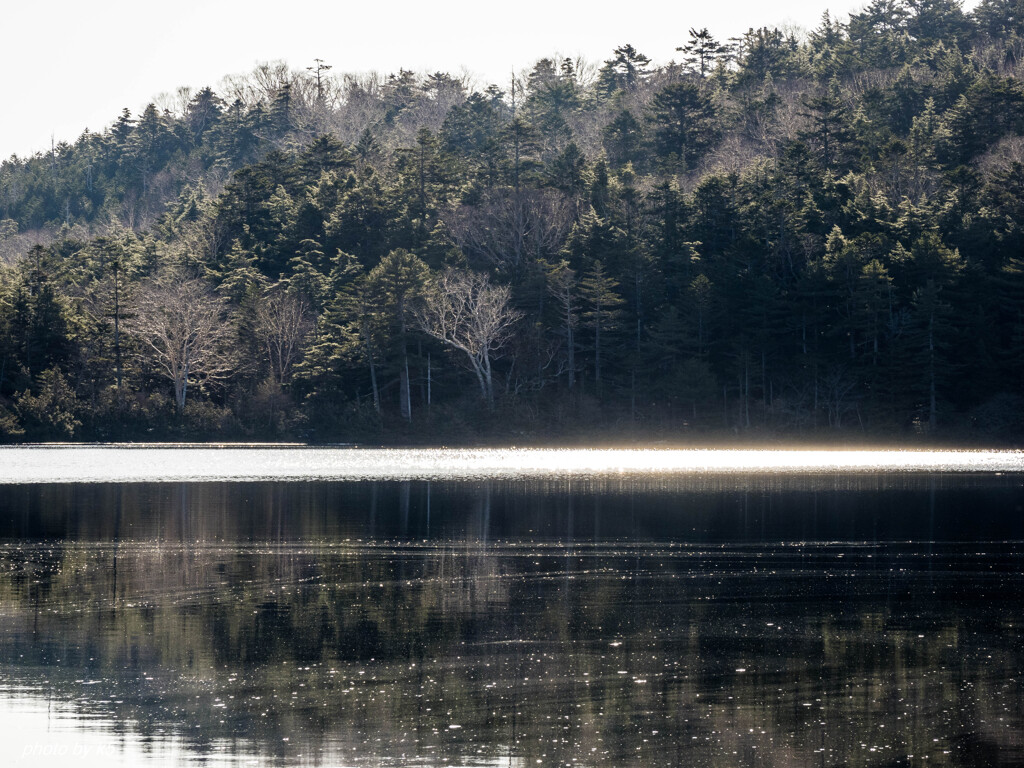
[2,0,1024,443]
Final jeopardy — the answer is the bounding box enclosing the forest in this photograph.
[2,0,1024,443]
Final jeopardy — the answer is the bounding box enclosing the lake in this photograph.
[0,447,1022,767]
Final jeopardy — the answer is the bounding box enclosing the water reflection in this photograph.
[0,476,1022,544]
[0,476,1022,766]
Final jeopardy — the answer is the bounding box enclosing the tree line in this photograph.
[2,0,1024,443]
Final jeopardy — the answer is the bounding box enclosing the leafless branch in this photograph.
[414,269,521,408]
[128,276,234,413]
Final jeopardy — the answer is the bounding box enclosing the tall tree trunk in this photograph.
[631,369,636,422]
[761,348,768,419]
[401,351,412,422]
[743,356,750,429]
[177,363,188,415]
[399,310,412,422]
[483,353,495,411]
[566,303,575,390]
[635,272,642,353]
[363,329,380,415]
[113,268,123,398]
[928,311,937,431]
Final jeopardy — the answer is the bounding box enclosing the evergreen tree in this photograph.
[677,28,728,78]
[648,82,720,173]
[578,260,625,390]
[364,249,430,421]
[799,79,856,173]
[907,279,954,430]
[546,260,578,390]
[973,0,1024,39]
[597,45,652,97]
[602,110,645,169]
[848,0,912,67]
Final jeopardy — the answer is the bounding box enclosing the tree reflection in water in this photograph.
[0,477,1022,766]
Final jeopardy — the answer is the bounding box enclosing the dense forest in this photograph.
[3,0,1024,443]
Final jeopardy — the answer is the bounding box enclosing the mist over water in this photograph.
[0,449,1022,766]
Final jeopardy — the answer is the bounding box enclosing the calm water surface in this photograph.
[0,448,1022,767]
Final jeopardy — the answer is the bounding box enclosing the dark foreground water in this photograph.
[0,457,1022,766]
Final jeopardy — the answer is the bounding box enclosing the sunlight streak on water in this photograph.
[0,686,527,768]
[1,693,253,767]
[0,446,1022,483]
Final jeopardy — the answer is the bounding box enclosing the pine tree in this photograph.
[215,239,270,303]
[799,79,856,173]
[907,279,954,431]
[578,260,625,390]
[364,249,430,421]
[547,260,578,390]
[602,110,644,169]
[597,45,652,97]
[677,28,728,78]
[648,82,719,173]
[286,239,331,311]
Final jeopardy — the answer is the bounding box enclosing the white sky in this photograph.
[0,0,971,159]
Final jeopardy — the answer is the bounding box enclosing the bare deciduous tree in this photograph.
[0,219,33,265]
[253,290,314,386]
[129,276,234,414]
[445,189,573,276]
[415,269,521,409]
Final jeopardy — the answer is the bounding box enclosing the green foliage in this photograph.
[648,82,720,173]
[578,260,625,387]
[0,403,24,441]
[15,367,81,439]
[678,28,729,79]
[597,45,651,97]
[733,27,806,88]
[800,79,857,172]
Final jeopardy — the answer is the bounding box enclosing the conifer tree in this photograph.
[547,260,578,390]
[578,260,625,389]
[364,249,430,421]
[677,28,728,78]
[800,79,856,173]
[649,82,719,173]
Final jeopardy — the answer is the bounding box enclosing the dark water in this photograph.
[1,474,1023,766]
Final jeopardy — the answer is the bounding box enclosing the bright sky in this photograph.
[0,0,972,159]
